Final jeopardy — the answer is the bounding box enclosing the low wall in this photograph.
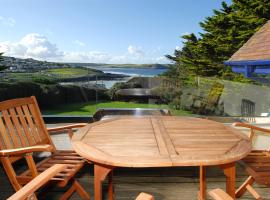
[220,80,270,116]
[180,77,270,117]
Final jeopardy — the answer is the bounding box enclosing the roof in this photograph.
[229,20,270,62]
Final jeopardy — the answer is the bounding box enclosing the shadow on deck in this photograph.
[1,128,270,200]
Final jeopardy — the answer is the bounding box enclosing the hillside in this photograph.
[68,63,171,69]
[0,56,170,70]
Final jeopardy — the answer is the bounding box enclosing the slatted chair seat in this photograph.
[18,150,85,187]
[233,122,270,200]
[240,150,270,185]
[0,96,90,199]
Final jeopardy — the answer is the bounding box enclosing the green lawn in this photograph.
[46,67,100,77]
[4,67,102,82]
[7,72,55,82]
[42,101,192,116]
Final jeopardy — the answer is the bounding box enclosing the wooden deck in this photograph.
[0,125,270,200]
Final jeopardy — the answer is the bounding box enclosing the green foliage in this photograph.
[32,77,57,85]
[0,53,7,71]
[151,86,182,110]
[46,67,102,77]
[166,0,270,81]
[0,81,109,108]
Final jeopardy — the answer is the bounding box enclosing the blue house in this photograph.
[224,21,270,77]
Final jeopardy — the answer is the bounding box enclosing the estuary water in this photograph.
[88,67,168,88]
[90,67,168,77]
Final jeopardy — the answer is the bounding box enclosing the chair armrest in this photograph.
[47,123,87,133]
[208,188,233,200]
[234,122,270,134]
[135,193,155,200]
[7,164,68,200]
[0,144,54,156]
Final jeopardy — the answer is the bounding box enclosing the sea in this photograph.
[88,67,168,88]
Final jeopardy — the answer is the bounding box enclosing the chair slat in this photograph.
[8,108,27,147]
[31,96,55,148]
[22,105,41,144]
[0,117,13,149]
[2,110,20,148]
[47,159,84,164]
[52,155,85,160]
[28,104,48,142]
[15,106,35,146]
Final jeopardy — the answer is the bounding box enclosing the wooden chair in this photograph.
[135,193,155,200]
[233,122,269,200]
[209,189,234,200]
[8,164,68,200]
[0,96,90,200]
[118,189,232,200]
[8,164,154,200]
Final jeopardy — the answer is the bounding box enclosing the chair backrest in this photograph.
[0,96,55,154]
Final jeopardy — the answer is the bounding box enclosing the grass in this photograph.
[42,101,193,116]
[4,67,102,82]
[6,72,55,82]
[46,67,101,77]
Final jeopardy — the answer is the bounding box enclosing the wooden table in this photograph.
[72,116,252,200]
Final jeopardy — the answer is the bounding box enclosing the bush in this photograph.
[32,77,57,84]
[0,81,109,109]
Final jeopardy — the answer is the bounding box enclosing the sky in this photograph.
[0,0,231,64]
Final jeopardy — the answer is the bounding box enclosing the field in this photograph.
[2,67,103,82]
[46,67,101,78]
[42,101,192,116]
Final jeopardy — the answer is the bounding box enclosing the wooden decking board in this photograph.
[1,164,270,200]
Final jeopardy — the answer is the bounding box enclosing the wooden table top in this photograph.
[71,116,252,167]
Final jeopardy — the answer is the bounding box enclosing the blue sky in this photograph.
[0,0,231,64]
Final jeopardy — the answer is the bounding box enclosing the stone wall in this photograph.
[220,80,270,116]
[182,77,270,117]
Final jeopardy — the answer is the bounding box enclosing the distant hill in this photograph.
[65,63,171,69]
[0,56,171,70]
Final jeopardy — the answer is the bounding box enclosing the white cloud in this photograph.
[0,33,169,64]
[154,56,169,63]
[0,33,62,60]
[73,40,86,47]
[127,45,144,56]
[0,16,16,27]
[62,51,110,63]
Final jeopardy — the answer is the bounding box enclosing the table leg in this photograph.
[198,165,206,200]
[221,162,236,199]
[108,171,114,200]
[94,164,114,200]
